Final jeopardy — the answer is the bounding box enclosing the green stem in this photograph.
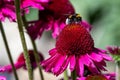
[71,70,76,80]
[31,39,44,80]
[14,0,33,80]
[22,15,44,80]
[116,61,120,80]
[0,22,19,80]
[63,70,68,80]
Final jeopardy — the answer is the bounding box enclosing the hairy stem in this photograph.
[22,15,44,80]
[14,0,33,80]
[64,70,68,80]
[71,70,76,80]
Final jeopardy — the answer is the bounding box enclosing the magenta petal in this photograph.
[56,56,70,76]
[41,53,59,67]
[45,55,59,72]
[59,23,65,30]
[49,48,57,55]
[69,55,76,71]
[78,56,84,77]
[97,48,106,53]
[53,55,66,74]
[89,52,103,62]
[99,52,112,61]
[14,62,25,69]
[87,62,99,74]
[52,21,60,38]
[42,53,62,72]
[0,62,24,72]
[101,60,106,66]
[0,65,13,72]
[77,77,86,80]
[0,76,6,80]
[37,0,49,2]
[104,73,115,80]
[95,62,107,71]
[80,54,92,66]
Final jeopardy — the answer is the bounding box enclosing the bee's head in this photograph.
[66,14,82,24]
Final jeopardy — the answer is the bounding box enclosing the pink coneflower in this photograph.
[107,46,120,55]
[41,14,112,76]
[77,73,115,80]
[59,73,115,80]
[0,50,44,72]
[107,46,120,62]
[0,76,6,80]
[27,0,75,40]
[0,0,16,21]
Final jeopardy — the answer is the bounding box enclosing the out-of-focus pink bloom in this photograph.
[0,50,44,72]
[41,23,112,76]
[107,46,120,55]
[77,73,115,80]
[60,73,115,80]
[0,0,16,21]
[104,73,115,80]
[0,76,6,80]
[21,0,49,12]
[27,0,75,40]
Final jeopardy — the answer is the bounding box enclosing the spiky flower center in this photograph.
[56,24,94,55]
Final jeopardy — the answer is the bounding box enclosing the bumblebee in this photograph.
[66,14,82,24]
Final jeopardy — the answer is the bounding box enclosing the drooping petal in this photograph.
[69,55,76,71]
[98,52,112,61]
[53,55,66,74]
[77,77,86,80]
[56,56,71,76]
[78,56,84,77]
[89,52,103,62]
[79,54,92,66]
[87,59,100,74]
[49,48,57,55]
[41,53,59,67]
[52,21,60,38]
[45,55,60,72]
[0,62,24,72]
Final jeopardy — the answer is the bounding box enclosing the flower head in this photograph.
[107,46,120,61]
[0,0,16,21]
[0,50,44,72]
[27,0,75,40]
[41,14,112,76]
[107,46,120,55]
[77,73,115,80]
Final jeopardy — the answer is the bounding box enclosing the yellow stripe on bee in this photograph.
[76,14,81,18]
[69,15,72,18]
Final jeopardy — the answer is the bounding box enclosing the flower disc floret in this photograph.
[56,24,94,55]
